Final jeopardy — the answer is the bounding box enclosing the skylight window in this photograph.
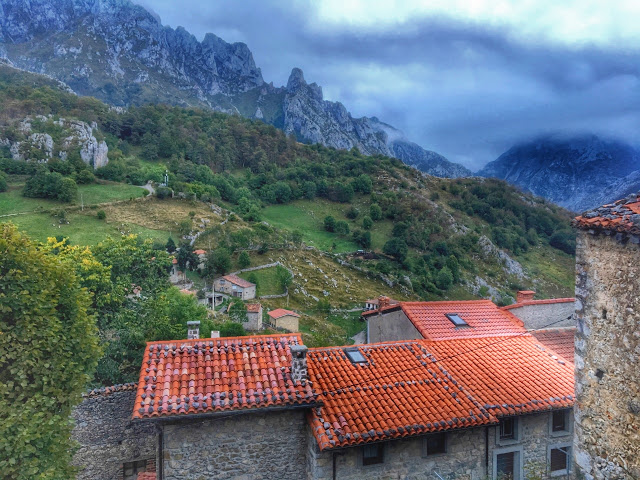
[446,313,469,327]
[345,348,367,364]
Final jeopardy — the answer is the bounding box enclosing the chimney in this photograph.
[187,321,200,339]
[378,296,390,310]
[210,330,220,338]
[289,344,308,383]
[516,291,535,304]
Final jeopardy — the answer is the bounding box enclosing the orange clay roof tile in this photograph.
[221,274,255,288]
[531,328,576,363]
[132,334,317,420]
[307,335,574,451]
[268,308,300,319]
[246,303,262,313]
[574,193,640,235]
[364,300,526,340]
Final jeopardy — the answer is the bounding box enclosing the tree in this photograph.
[335,220,350,236]
[383,238,408,262]
[176,243,197,271]
[165,237,176,253]
[362,216,373,230]
[0,224,101,479]
[237,251,251,269]
[0,172,7,192]
[177,218,192,236]
[96,209,106,220]
[276,265,293,292]
[435,266,454,290]
[204,248,231,277]
[324,215,336,232]
[228,298,248,323]
[370,204,382,221]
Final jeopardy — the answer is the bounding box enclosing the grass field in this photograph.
[262,199,393,253]
[3,211,171,245]
[0,181,146,216]
[238,266,284,296]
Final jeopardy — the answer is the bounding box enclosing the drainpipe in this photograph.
[485,426,489,477]
[332,451,345,480]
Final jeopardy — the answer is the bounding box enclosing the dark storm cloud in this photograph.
[136,1,640,170]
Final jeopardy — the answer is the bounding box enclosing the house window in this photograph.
[499,417,517,441]
[345,348,367,364]
[123,460,148,480]
[496,451,517,479]
[549,445,571,476]
[424,432,446,456]
[362,443,384,465]
[551,409,571,435]
[445,313,469,327]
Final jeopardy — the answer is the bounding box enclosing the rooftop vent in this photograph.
[445,313,469,327]
[345,348,368,364]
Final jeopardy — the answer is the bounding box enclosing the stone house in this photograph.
[267,308,300,332]
[73,324,575,480]
[501,290,575,330]
[213,274,256,300]
[364,296,399,311]
[572,194,640,479]
[244,302,263,330]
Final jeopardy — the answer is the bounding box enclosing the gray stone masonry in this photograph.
[290,344,309,383]
[307,411,573,480]
[72,388,157,480]
[506,301,575,330]
[366,308,422,343]
[574,233,640,479]
[161,409,309,480]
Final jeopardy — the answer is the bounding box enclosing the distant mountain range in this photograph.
[0,0,471,178]
[478,134,640,212]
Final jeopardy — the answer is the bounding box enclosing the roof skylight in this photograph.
[345,348,367,364]
[446,313,469,327]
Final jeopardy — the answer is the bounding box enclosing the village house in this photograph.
[244,303,263,330]
[572,194,640,479]
[213,274,256,300]
[501,290,575,331]
[267,308,300,332]
[364,296,399,311]
[72,297,576,480]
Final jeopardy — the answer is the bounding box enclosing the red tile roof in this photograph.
[574,193,640,235]
[365,298,399,306]
[307,341,494,450]
[132,334,317,420]
[246,303,262,313]
[84,382,138,398]
[193,249,207,255]
[364,300,525,340]
[502,298,575,310]
[426,335,574,417]
[307,334,574,450]
[221,274,255,288]
[532,328,576,363]
[268,308,300,319]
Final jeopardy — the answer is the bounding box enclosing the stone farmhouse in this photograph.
[267,308,300,332]
[213,274,256,300]
[72,294,576,480]
[572,193,640,479]
[244,302,263,330]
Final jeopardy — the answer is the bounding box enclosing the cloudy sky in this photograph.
[137,0,640,170]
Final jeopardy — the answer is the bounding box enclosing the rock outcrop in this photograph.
[2,115,109,169]
[478,134,640,212]
[0,0,470,178]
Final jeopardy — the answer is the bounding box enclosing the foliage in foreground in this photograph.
[0,224,101,479]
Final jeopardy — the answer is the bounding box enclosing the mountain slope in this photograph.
[0,0,469,177]
[478,134,640,212]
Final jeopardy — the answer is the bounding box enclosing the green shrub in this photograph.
[96,210,106,220]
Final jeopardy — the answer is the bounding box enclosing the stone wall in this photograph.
[72,386,157,480]
[307,411,572,480]
[366,308,422,343]
[574,233,640,479]
[505,301,575,330]
[161,409,309,480]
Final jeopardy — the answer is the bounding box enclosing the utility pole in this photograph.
[80,193,84,211]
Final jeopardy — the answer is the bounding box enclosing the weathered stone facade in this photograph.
[72,387,157,480]
[160,409,309,479]
[505,301,575,330]
[366,308,422,343]
[574,233,640,479]
[307,411,573,480]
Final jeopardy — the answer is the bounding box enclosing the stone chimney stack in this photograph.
[290,344,308,383]
[187,321,200,339]
[378,296,390,310]
[516,290,536,304]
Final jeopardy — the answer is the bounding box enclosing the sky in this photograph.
[136,0,640,171]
